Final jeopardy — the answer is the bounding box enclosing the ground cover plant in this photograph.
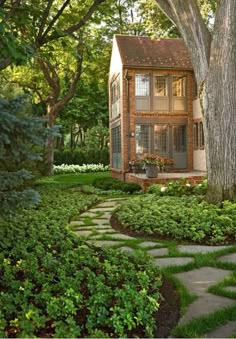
[0,182,162,338]
[53,163,110,174]
[92,177,141,194]
[114,195,236,244]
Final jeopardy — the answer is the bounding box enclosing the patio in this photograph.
[126,171,207,191]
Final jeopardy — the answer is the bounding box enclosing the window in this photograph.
[154,125,168,154]
[194,123,199,149]
[200,122,205,148]
[135,74,150,96]
[135,124,150,156]
[173,76,186,97]
[135,73,187,112]
[154,76,168,96]
[111,126,121,168]
[135,74,150,111]
[111,75,120,118]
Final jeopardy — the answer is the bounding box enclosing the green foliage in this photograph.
[0,96,48,215]
[93,177,141,194]
[0,184,162,337]
[54,148,110,166]
[115,195,236,244]
[147,179,208,196]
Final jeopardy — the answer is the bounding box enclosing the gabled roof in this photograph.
[115,35,193,70]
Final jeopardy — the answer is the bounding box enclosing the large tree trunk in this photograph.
[155,0,236,202]
[202,2,236,202]
[44,107,56,176]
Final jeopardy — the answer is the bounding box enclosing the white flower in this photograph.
[186,183,191,187]
[161,186,167,192]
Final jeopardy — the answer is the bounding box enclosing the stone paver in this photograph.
[139,241,163,248]
[118,246,135,253]
[147,248,169,257]
[87,240,123,247]
[153,257,194,267]
[178,245,228,254]
[218,252,236,264]
[206,320,236,338]
[175,267,231,296]
[72,198,236,338]
[178,293,235,325]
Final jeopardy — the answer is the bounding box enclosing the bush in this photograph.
[147,178,207,196]
[53,163,110,174]
[92,177,141,194]
[114,195,236,244]
[54,148,110,166]
[0,184,162,338]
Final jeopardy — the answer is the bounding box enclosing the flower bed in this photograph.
[114,195,236,244]
[54,163,110,174]
[0,184,162,338]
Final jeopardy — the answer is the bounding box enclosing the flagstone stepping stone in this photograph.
[96,202,118,207]
[218,252,236,264]
[76,230,93,237]
[91,229,117,234]
[177,245,228,254]
[97,212,112,219]
[147,248,169,257]
[90,207,116,212]
[153,257,194,268]
[224,286,236,293]
[106,233,135,240]
[206,320,236,338]
[79,212,100,217]
[118,246,135,253]
[70,220,86,226]
[87,240,123,247]
[178,293,235,325]
[88,219,110,226]
[175,267,232,296]
[139,241,163,248]
[78,225,112,230]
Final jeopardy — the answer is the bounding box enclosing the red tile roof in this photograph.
[115,35,193,70]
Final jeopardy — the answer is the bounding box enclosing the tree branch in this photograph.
[37,0,54,40]
[37,57,60,99]
[155,0,211,84]
[40,0,106,45]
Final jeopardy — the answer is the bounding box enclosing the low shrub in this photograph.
[0,184,161,338]
[114,195,236,244]
[92,177,141,194]
[54,148,110,166]
[147,178,207,196]
[53,163,110,174]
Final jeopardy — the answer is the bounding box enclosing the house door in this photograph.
[154,124,187,169]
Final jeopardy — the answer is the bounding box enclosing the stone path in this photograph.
[70,198,236,338]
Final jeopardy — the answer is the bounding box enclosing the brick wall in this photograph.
[110,67,195,181]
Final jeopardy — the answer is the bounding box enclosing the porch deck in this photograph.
[126,171,207,191]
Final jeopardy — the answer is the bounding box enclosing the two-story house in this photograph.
[109,35,206,182]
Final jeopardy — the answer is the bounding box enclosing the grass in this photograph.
[38,171,111,185]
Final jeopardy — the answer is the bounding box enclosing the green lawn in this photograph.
[38,171,111,185]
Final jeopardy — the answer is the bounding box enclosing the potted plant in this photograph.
[163,157,174,172]
[139,154,164,178]
[129,158,144,174]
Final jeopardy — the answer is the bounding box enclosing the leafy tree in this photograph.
[0,96,50,215]
[155,0,236,202]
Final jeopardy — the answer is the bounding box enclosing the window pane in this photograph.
[111,126,121,168]
[135,124,150,156]
[135,74,150,96]
[154,76,168,96]
[173,125,186,152]
[194,123,199,148]
[173,76,186,97]
[154,125,168,154]
[200,122,205,147]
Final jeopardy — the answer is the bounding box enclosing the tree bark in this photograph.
[155,0,236,202]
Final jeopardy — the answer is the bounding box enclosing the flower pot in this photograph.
[145,164,158,178]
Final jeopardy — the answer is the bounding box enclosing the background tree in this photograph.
[154,0,236,202]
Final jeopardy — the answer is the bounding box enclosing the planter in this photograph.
[145,164,158,178]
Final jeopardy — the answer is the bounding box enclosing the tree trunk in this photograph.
[44,107,55,176]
